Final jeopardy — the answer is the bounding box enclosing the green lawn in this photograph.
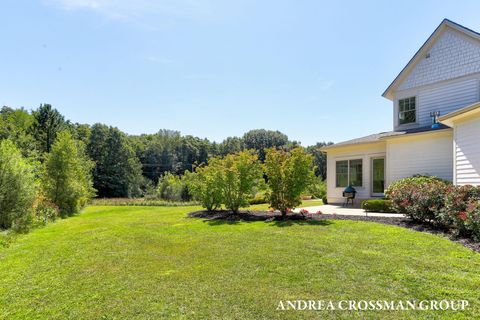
[1,206,479,319]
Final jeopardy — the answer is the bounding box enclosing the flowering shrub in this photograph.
[386,176,480,240]
[316,210,323,215]
[299,209,309,217]
[440,185,480,240]
[385,176,450,223]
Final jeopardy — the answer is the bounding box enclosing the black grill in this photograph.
[342,186,356,207]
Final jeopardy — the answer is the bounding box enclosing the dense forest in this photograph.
[1,104,332,200]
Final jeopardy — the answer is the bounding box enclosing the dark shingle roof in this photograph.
[322,124,451,150]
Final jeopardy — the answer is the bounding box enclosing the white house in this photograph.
[322,19,480,204]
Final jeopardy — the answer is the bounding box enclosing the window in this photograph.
[398,97,416,125]
[336,159,362,187]
[336,160,348,188]
[349,159,362,187]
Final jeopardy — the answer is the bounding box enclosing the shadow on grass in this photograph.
[267,219,333,227]
[202,217,333,227]
[190,210,335,228]
[204,219,242,226]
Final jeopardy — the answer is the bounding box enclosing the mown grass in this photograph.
[89,198,323,210]
[0,205,479,319]
[247,199,324,211]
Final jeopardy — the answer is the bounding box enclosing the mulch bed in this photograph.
[188,210,480,253]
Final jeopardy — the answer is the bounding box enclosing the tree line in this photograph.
[1,104,331,197]
[0,103,332,230]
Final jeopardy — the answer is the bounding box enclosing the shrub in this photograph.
[248,192,267,205]
[440,185,480,239]
[385,175,450,223]
[220,150,264,212]
[322,195,328,205]
[305,176,326,199]
[43,132,95,217]
[0,140,37,230]
[32,195,59,227]
[156,172,190,202]
[185,162,224,211]
[299,209,309,216]
[264,147,315,217]
[361,199,395,213]
[187,151,263,212]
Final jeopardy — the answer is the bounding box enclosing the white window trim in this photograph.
[397,96,418,126]
[370,156,385,197]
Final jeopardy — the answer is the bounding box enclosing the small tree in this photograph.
[156,172,190,201]
[185,162,223,211]
[186,150,263,212]
[43,132,95,216]
[0,140,37,229]
[264,147,315,218]
[220,150,263,213]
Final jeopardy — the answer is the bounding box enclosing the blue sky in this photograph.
[1,1,480,145]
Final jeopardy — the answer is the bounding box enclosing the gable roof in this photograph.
[382,19,480,100]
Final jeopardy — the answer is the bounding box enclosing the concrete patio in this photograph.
[294,204,405,218]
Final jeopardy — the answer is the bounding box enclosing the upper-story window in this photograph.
[398,97,416,125]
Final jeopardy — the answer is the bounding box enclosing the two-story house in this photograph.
[322,19,480,204]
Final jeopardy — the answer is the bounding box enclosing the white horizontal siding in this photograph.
[395,77,480,131]
[386,132,453,185]
[418,79,479,126]
[326,144,386,204]
[455,118,480,185]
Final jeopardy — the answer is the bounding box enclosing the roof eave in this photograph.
[382,19,480,100]
[320,140,383,152]
[378,128,452,141]
[439,102,480,126]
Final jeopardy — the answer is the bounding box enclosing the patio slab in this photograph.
[293,204,405,218]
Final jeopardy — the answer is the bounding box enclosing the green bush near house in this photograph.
[385,175,451,222]
[322,195,328,204]
[361,199,395,213]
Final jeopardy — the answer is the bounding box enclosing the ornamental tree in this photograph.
[187,150,263,212]
[264,147,315,218]
[219,150,263,213]
[185,160,224,211]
